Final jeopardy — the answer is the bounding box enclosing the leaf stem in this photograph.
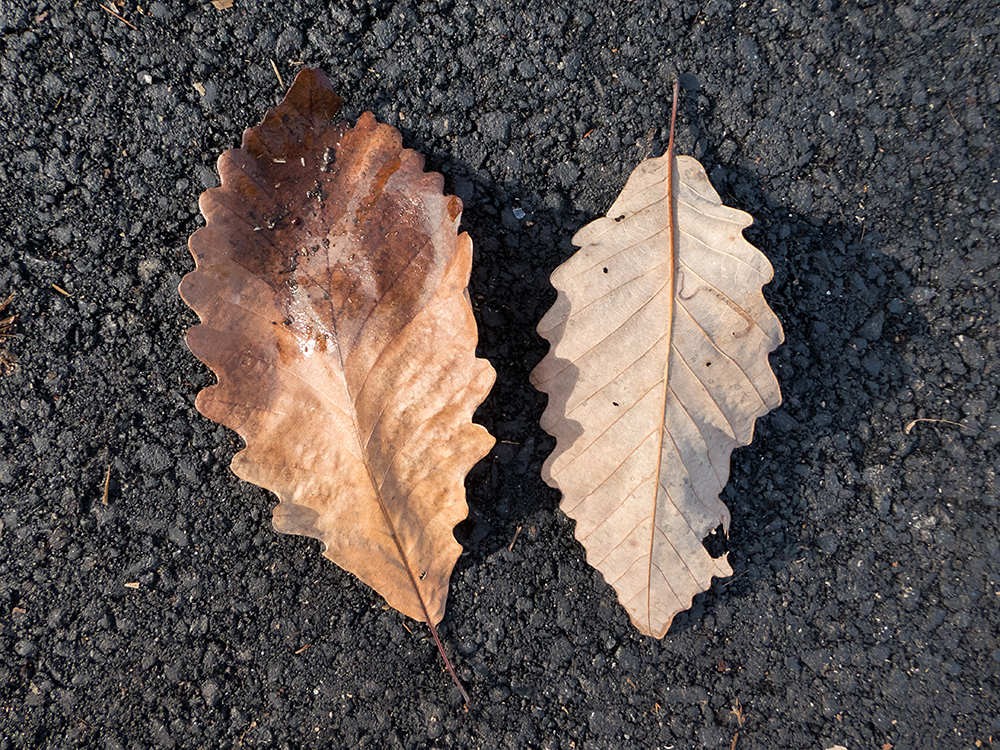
[650,79,681,633]
[664,78,680,383]
[425,616,471,705]
[368,465,471,703]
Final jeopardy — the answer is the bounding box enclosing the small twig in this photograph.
[0,293,16,373]
[945,101,962,130]
[239,721,258,744]
[508,525,522,551]
[270,59,285,89]
[719,571,747,589]
[101,464,112,505]
[904,418,976,435]
[52,284,71,297]
[99,4,137,29]
[0,293,15,339]
[294,644,311,654]
[731,698,745,727]
[730,733,739,750]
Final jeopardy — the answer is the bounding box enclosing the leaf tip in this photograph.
[283,67,344,123]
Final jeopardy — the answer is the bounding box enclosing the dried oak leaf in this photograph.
[531,86,783,637]
[179,69,495,632]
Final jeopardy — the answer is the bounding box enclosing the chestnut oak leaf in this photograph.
[532,85,783,637]
[180,70,495,695]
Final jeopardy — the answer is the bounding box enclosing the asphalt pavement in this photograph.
[1,1,998,748]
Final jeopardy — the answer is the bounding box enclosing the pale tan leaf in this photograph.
[531,106,783,637]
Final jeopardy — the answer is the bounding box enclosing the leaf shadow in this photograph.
[404,147,598,563]
[420,131,922,645]
[665,165,924,636]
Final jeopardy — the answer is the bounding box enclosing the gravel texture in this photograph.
[1,1,998,748]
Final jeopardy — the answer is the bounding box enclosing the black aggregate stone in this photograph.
[1,0,998,748]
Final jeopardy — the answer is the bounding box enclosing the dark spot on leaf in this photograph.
[612,402,619,406]
[307,180,326,201]
[705,361,712,367]
[613,214,625,222]
[603,267,609,273]
[419,571,426,580]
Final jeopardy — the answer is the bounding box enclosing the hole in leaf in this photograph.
[701,524,729,558]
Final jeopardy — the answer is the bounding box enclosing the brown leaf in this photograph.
[179,69,496,629]
[531,86,783,637]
